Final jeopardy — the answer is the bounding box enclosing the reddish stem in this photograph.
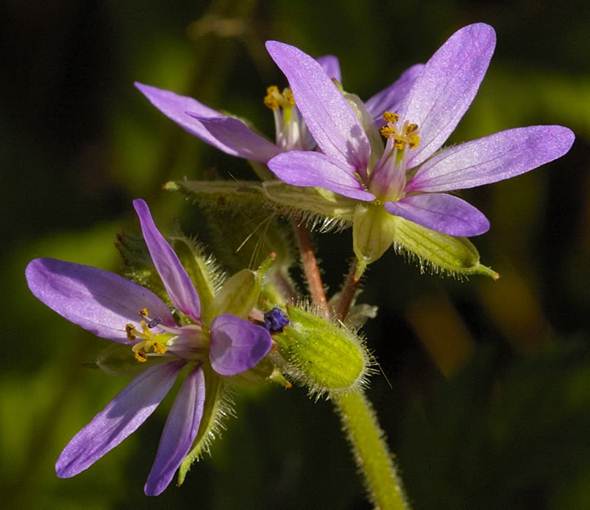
[336,260,361,321]
[292,222,329,316]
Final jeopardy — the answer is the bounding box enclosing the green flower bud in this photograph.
[353,203,396,276]
[352,203,498,280]
[273,305,369,395]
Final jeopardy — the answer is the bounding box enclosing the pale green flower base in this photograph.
[333,389,410,510]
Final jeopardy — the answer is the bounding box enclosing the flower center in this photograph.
[263,85,310,150]
[379,112,420,151]
[369,112,421,201]
[126,308,173,363]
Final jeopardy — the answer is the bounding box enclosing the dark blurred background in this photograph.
[3,1,590,509]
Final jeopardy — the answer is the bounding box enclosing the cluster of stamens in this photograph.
[379,111,420,150]
[263,85,295,110]
[126,308,168,363]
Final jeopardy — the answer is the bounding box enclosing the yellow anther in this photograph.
[132,342,147,361]
[134,351,148,363]
[282,88,295,106]
[264,85,294,110]
[383,111,399,123]
[407,133,420,148]
[126,323,137,340]
[264,85,281,110]
[379,125,398,139]
[139,307,149,318]
[380,112,420,150]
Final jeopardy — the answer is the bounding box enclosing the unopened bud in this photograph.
[353,203,396,275]
[273,306,369,395]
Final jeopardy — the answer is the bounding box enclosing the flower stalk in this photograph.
[336,259,365,321]
[333,389,409,510]
[293,222,409,508]
[292,221,329,316]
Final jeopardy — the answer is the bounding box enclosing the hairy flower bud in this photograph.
[353,203,397,276]
[273,306,369,395]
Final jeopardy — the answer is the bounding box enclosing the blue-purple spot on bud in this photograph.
[264,307,289,333]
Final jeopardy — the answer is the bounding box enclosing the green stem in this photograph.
[332,389,410,510]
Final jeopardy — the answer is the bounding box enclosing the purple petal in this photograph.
[398,23,496,168]
[268,151,375,202]
[316,55,342,82]
[385,193,490,236]
[145,365,205,496]
[56,362,182,478]
[266,41,371,170]
[364,64,424,119]
[407,126,575,193]
[26,258,174,342]
[135,82,269,160]
[133,199,201,322]
[189,115,280,163]
[210,314,272,376]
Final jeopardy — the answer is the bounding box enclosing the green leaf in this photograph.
[115,232,168,301]
[262,181,356,229]
[166,179,356,231]
[199,197,295,276]
[165,179,265,210]
[393,217,499,279]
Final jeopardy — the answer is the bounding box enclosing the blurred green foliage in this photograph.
[3,0,590,508]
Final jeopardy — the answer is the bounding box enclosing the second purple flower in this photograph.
[25,199,272,496]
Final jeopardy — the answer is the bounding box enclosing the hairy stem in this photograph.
[293,224,409,509]
[333,389,410,510]
[336,259,365,321]
[292,222,329,316]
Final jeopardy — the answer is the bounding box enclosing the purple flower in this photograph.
[134,57,341,162]
[25,199,272,496]
[266,23,575,237]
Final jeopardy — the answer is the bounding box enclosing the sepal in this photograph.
[171,236,225,325]
[353,203,396,276]
[213,269,261,318]
[393,217,499,279]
